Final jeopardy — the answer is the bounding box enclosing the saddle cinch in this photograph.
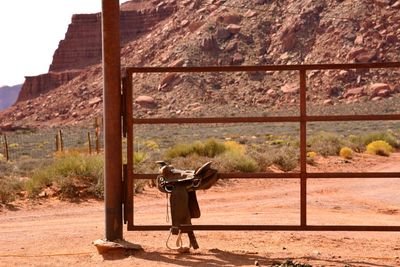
[156,161,218,251]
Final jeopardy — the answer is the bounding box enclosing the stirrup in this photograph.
[165,229,191,253]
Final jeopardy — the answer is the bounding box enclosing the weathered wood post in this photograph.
[55,134,60,152]
[87,132,92,154]
[59,130,64,152]
[95,118,101,154]
[102,0,123,241]
[3,134,9,161]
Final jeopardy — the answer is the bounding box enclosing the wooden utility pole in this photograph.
[102,0,123,241]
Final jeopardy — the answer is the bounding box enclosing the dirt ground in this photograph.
[1,153,400,267]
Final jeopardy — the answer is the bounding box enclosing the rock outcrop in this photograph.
[50,3,176,72]
[17,71,81,102]
[17,0,176,102]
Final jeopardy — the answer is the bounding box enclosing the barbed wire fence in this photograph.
[0,123,104,162]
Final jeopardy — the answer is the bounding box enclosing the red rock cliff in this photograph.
[18,0,176,101]
[17,71,81,102]
[49,2,176,72]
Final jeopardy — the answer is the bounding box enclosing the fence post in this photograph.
[55,134,59,152]
[59,130,64,152]
[87,132,92,154]
[3,134,9,161]
[102,0,123,241]
[95,118,100,154]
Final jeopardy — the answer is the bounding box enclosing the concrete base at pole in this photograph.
[93,239,142,254]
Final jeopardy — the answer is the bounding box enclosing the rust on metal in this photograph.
[125,62,400,75]
[299,69,307,227]
[128,225,400,232]
[122,74,134,229]
[123,62,400,233]
[132,116,300,124]
[102,0,123,241]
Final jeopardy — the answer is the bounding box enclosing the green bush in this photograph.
[26,152,104,199]
[165,139,227,159]
[339,147,353,159]
[247,149,274,171]
[0,160,13,178]
[0,178,24,204]
[308,132,344,157]
[347,134,365,153]
[361,131,399,149]
[272,146,299,172]
[134,152,147,164]
[217,150,258,173]
[366,140,393,157]
[306,151,317,165]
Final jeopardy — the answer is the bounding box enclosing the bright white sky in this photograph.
[0,0,128,87]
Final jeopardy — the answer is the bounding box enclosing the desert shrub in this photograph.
[144,140,159,151]
[272,146,299,172]
[339,147,353,159]
[26,167,55,196]
[134,152,147,164]
[366,140,393,156]
[196,139,227,157]
[247,149,274,171]
[165,139,226,159]
[58,177,80,199]
[164,143,195,159]
[170,154,211,170]
[306,151,317,165]
[13,156,51,177]
[347,134,365,153]
[224,141,246,154]
[26,152,104,199]
[0,160,13,177]
[134,179,149,194]
[308,132,344,157]
[361,131,399,149]
[216,151,258,172]
[0,178,24,204]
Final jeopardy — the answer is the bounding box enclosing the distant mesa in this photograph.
[0,84,22,111]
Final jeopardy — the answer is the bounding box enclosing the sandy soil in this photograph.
[1,153,400,267]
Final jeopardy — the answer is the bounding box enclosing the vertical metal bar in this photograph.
[299,70,307,226]
[124,73,134,228]
[102,0,123,241]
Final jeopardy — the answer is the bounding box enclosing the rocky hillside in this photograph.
[1,0,400,129]
[0,84,21,111]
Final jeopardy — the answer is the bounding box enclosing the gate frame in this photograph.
[121,62,400,233]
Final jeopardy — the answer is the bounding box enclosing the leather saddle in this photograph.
[156,161,218,250]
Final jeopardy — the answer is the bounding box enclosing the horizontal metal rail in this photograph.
[132,172,400,180]
[132,114,400,125]
[128,225,400,232]
[125,62,400,75]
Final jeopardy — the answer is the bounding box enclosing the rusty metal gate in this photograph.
[121,62,400,233]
